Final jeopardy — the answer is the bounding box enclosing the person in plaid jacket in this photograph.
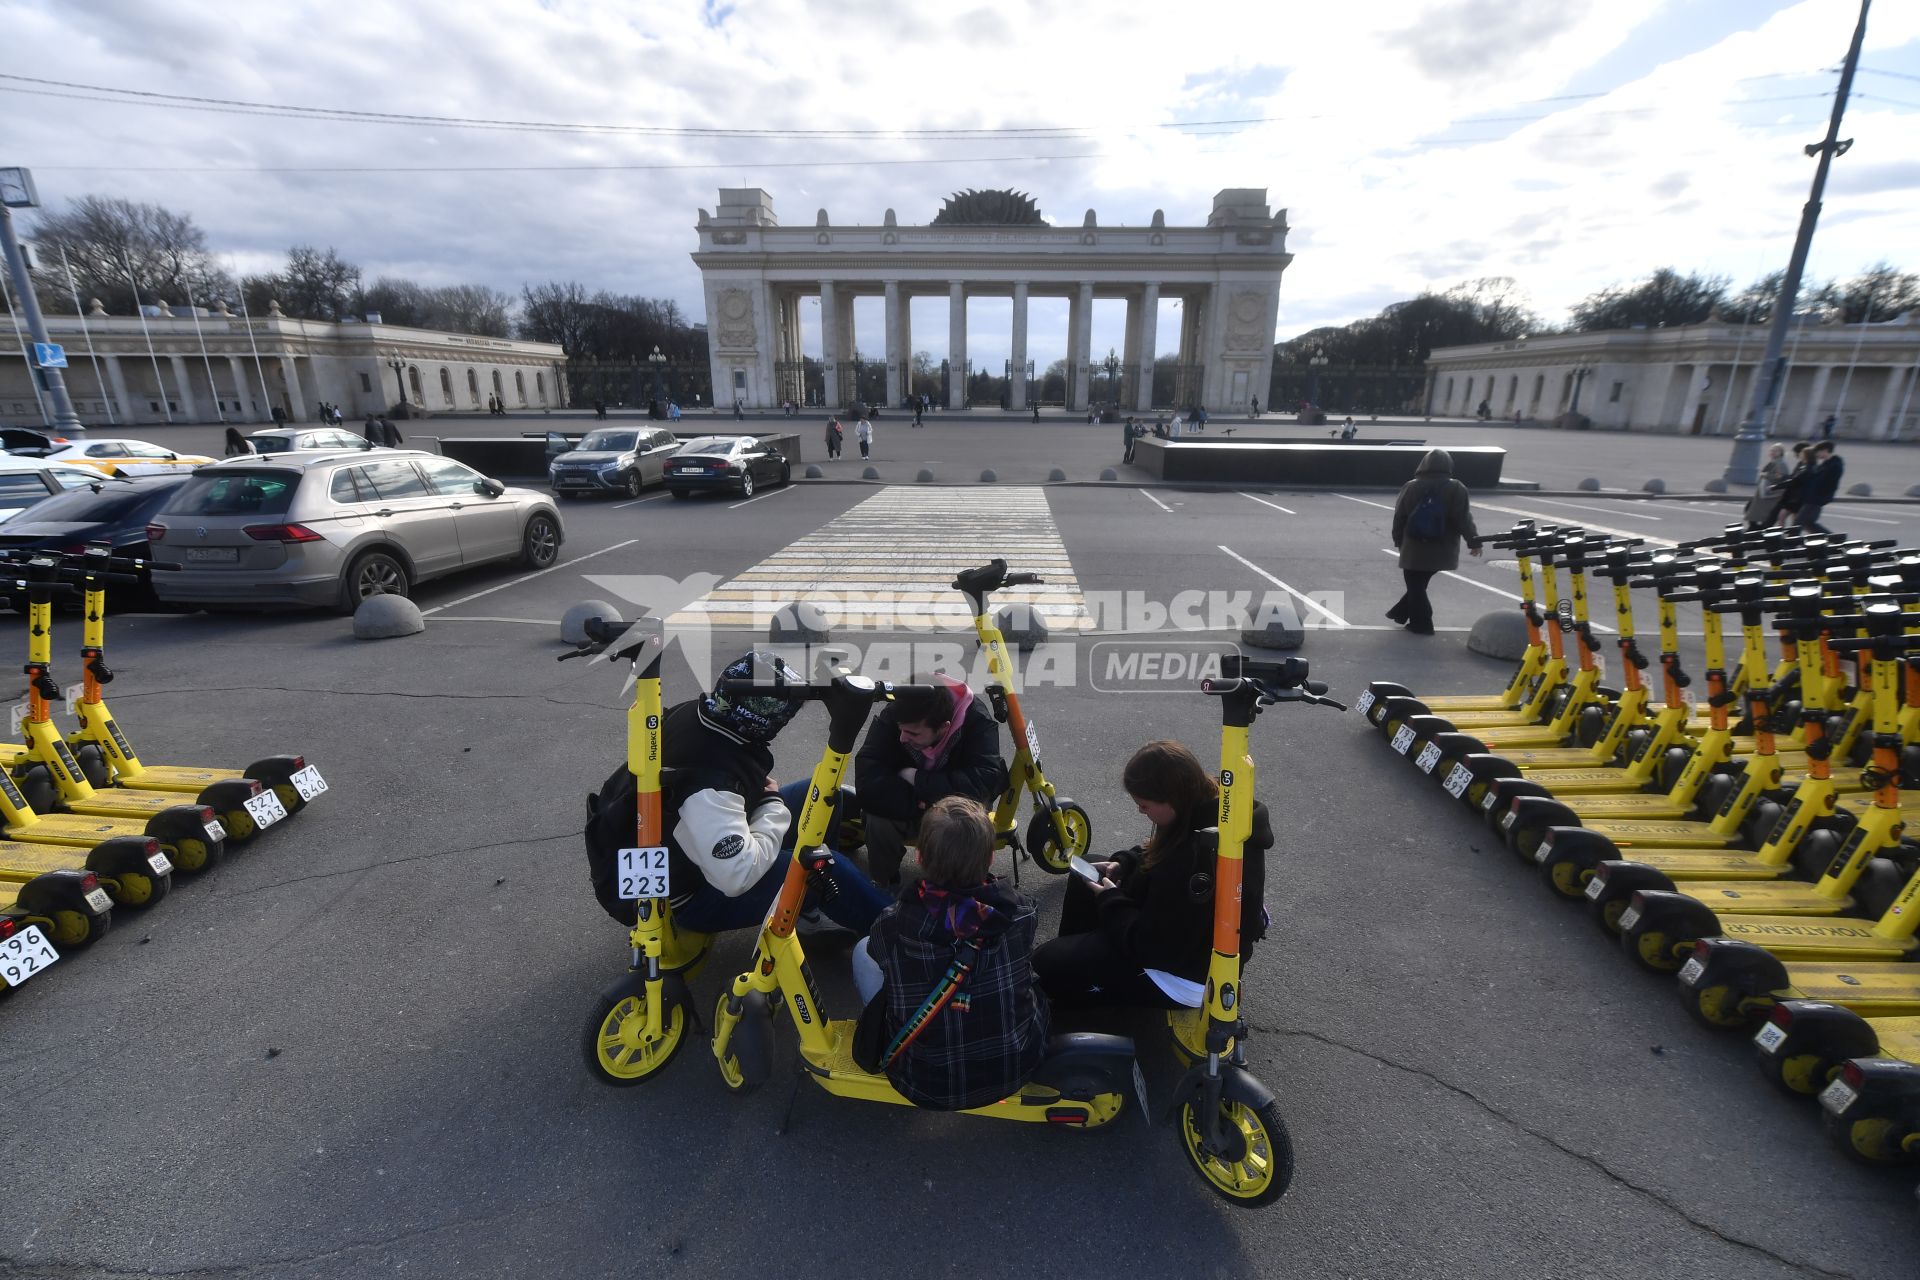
[851,796,1050,1110]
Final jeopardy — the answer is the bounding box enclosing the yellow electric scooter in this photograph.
[0,866,112,955]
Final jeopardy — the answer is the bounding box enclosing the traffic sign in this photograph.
[31,343,66,369]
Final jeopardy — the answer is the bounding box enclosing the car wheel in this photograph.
[519,514,561,568]
[337,550,410,613]
[740,472,755,499]
[621,471,642,499]
[780,462,792,487]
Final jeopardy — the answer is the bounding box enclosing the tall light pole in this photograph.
[0,167,84,436]
[1724,0,1871,485]
[646,344,667,416]
[1307,346,1328,408]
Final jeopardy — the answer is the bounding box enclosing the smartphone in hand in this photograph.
[1069,856,1103,885]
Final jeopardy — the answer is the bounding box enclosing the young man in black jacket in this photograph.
[853,677,1009,888]
[1796,441,1844,533]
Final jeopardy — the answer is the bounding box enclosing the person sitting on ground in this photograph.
[1340,416,1357,440]
[1033,740,1272,1009]
[587,651,892,938]
[854,676,1009,889]
[223,426,253,457]
[851,795,1050,1109]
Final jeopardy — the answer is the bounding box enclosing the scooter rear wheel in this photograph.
[1025,801,1091,874]
[1179,1096,1294,1206]
[582,980,688,1085]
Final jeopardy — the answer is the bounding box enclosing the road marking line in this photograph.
[1525,497,1664,522]
[1238,491,1296,515]
[1474,501,1679,548]
[434,616,560,625]
[1336,493,1396,511]
[1376,548,1615,632]
[1140,489,1173,513]
[612,493,669,510]
[728,486,797,510]
[1218,544,1348,628]
[419,538,640,616]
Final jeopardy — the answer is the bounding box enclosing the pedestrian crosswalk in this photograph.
[669,487,1091,631]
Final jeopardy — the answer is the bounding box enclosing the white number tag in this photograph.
[1499,809,1518,831]
[1584,876,1607,901]
[7,700,27,737]
[1355,690,1376,717]
[1678,956,1706,987]
[290,765,328,802]
[1443,764,1472,798]
[1819,1078,1858,1115]
[1024,720,1041,763]
[617,846,672,900]
[1391,726,1416,754]
[63,683,84,716]
[1130,1058,1151,1120]
[1416,743,1442,774]
[204,818,227,844]
[243,790,288,829]
[1754,1021,1788,1054]
[1481,790,1499,813]
[147,851,173,875]
[1532,838,1554,865]
[1619,904,1643,933]
[0,924,59,987]
[84,887,112,913]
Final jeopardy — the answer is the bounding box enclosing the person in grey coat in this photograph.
[1388,448,1481,635]
[1745,443,1789,529]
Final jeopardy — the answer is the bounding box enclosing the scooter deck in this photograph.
[1595,848,1791,878]
[1431,709,1559,728]
[1574,818,1744,847]
[0,840,107,881]
[1491,746,1622,767]
[1867,1019,1920,1060]
[1670,881,1857,915]
[59,789,193,820]
[1781,963,1920,1014]
[1449,724,1571,748]
[2,813,152,849]
[1419,694,1524,711]
[107,763,245,792]
[1509,768,1661,795]
[1555,794,1692,817]
[1718,917,1919,962]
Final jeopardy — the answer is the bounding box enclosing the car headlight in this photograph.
[595,461,626,474]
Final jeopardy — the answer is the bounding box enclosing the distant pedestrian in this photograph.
[734,398,745,421]
[1746,443,1789,529]
[1194,406,1208,432]
[223,426,252,456]
[271,405,288,427]
[1340,417,1357,440]
[1250,395,1260,418]
[1476,399,1491,421]
[856,415,873,459]
[593,398,607,421]
[1122,417,1139,464]
[826,417,844,459]
[1031,401,1040,423]
[912,399,923,428]
[487,394,496,415]
[1796,441,1844,534]
[1819,413,1837,441]
[1774,441,1813,526]
[379,417,401,447]
[1388,449,1482,636]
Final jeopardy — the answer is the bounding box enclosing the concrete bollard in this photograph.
[916,468,935,483]
[993,603,1050,652]
[862,466,880,480]
[1848,482,1872,497]
[1240,614,1304,651]
[804,464,823,478]
[1099,468,1119,481]
[1705,479,1728,493]
[353,594,425,640]
[769,599,832,644]
[1468,609,1529,661]
[1048,468,1067,482]
[1578,478,1601,492]
[561,600,622,645]
[979,469,997,483]
[1642,479,1665,495]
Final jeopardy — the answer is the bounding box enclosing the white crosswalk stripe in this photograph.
[669,486,1091,631]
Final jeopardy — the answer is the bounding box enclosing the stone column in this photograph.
[278,356,305,422]
[226,355,256,421]
[1867,365,1908,440]
[947,282,967,409]
[102,354,134,425]
[1134,282,1159,411]
[1070,282,1094,411]
[900,293,915,402]
[1009,282,1029,411]
[1800,364,1833,437]
[168,354,200,423]
[883,281,903,406]
[819,282,841,409]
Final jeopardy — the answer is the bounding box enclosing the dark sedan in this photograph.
[664,436,791,500]
[0,474,191,608]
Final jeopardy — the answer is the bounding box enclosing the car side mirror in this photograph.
[476,477,506,498]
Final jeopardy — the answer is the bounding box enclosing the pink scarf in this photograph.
[903,674,973,770]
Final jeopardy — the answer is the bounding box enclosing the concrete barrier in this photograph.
[1131,439,1504,488]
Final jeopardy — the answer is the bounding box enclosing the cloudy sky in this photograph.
[2,0,1916,371]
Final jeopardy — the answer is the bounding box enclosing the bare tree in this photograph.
[244,245,361,320]
[1569,268,1728,332]
[28,195,231,315]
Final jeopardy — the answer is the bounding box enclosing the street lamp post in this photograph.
[0,167,84,436]
[646,345,667,417]
[1307,347,1329,409]
[388,359,408,413]
[1101,347,1121,410]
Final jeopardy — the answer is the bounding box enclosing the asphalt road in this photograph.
[1,434,1918,1279]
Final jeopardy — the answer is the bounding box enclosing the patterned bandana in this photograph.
[702,651,804,743]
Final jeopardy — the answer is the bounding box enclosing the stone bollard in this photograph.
[561,600,622,645]
[993,603,1049,652]
[862,466,880,480]
[353,594,424,640]
[769,599,831,644]
[1848,482,1872,497]
[804,464,823,478]
[1240,611,1304,651]
[1099,468,1119,481]
[1578,477,1601,492]
[1048,468,1067,482]
[1642,478,1665,495]
[916,468,935,483]
[1705,479,1728,493]
[1468,609,1529,661]
[979,469,997,483]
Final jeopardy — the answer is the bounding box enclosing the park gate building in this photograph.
[690,187,1290,413]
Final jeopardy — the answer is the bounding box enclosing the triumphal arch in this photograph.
[691,187,1289,412]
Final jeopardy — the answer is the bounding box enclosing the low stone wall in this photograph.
[1133,438,1505,488]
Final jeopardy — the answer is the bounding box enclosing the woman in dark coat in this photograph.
[1387,448,1481,635]
[1745,443,1789,528]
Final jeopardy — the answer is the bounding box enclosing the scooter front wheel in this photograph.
[1179,1096,1294,1207]
[1025,800,1091,874]
[582,977,688,1085]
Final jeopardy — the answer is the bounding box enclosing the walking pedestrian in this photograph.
[223,426,253,456]
[1820,413,1837,442]
[1388,449,1481,636]
[1796,441,1844,533]
[856,415,873,459]
[1775,441,1813,526]
[1745,443,1789,529]
[734,398,745,421]
[913,398,923,428]
[379,416,401,447]
[1250,395,1260,418]
[1122,416,1138,464]
[1031,401,1040,423]
[825,417,843,459]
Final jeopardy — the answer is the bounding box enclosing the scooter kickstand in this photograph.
[775,1062,806,1137]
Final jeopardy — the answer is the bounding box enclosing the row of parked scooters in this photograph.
[0,547,326,997]
[1361,517,1920,1169]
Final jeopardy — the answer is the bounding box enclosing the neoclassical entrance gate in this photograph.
[691,187,1290,413]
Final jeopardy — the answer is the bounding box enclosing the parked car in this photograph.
[247,426,376,454]
[0,427,66,457]
[0,455,123,525]
[664,436,792,500]
[43,438,216,477]
[0,474,191,608]
[146,449,564,613]
[548,427,681,499]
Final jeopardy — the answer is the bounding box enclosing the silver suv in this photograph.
[148,450,564,612]
[548,427,680,499]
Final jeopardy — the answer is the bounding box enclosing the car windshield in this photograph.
[675,437,739,455]
[164,471,299,517]
[578,430,636,452]
[12,482,174,524]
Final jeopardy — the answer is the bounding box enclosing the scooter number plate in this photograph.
[1130,1059,1150,1120]
[1481,790,1498,813]
[1618,904,1642,932]
[1443,764,1472,798]
[617,846,672,900]
[1584,876,1606,901]
[1677,955,1705,986]
[1024,721,1042,767]
[147,852,172,876]
[1754,1021,1788,1054]
[204,819,227,844]
[0,925,59,987]
[84,888,111,913]
[1499,809,1518,832]
[243,790,288,830]
[1819,1078,1858,1115]
[1390,726,1416,755]
[1354,690,1376,717]
[289,766,328,802]
[1415,743,1442,774]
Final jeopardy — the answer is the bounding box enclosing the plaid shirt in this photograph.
[867,878,1050,1111]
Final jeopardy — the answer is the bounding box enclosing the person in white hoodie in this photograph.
[856,415,874,459]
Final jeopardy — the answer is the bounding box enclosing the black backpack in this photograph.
[584,761,646,926]
[1407,487,1449,541]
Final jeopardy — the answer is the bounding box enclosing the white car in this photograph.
[42,438,216,478]
[0,455,122,525]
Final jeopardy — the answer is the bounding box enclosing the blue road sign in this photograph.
[31,343,66,369]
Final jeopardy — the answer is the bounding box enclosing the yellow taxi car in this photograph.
[42,438,216,478]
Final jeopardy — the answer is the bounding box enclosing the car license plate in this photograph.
[1819,1078,1858,1115]
[1443,764,1472,798]
[0,924,59,987]
[183,547,239,564]
[1619,904,1643,933]
[244,790,287,829]
[204,818,227,843]
[1130,1058,1151,1119]
[290,765,328,802]
[617,846,671,900]
[1416,743,1442,773]
[1499,809,1518,831]
[1754,1021,1788,1054]
[1390,726,1415,754]
[1584,876,1607,901]
[1678,956,1706,987]
[1354,690,1375,716]
[84,887,112,913]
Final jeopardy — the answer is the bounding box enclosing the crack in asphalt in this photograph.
[208,826,578,899]
[1261,1022,1858,1280]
